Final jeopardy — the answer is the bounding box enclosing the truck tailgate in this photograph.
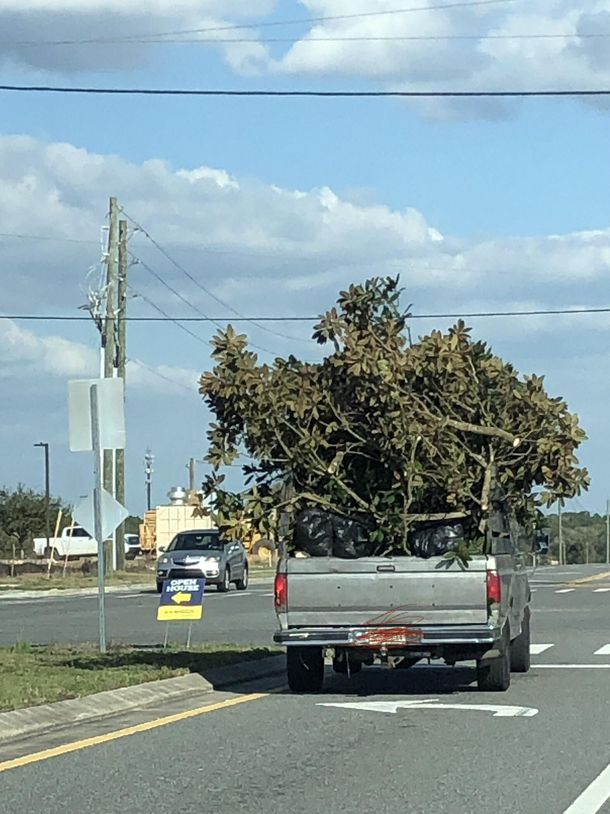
[284,556,489,627]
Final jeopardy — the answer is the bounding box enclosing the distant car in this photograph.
[124,534,141,560]
[156,529,248,594]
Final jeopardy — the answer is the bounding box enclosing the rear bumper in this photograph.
[274,624,500,648]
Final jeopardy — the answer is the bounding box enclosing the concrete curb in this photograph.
[0,575,274,602]
[0,655,285,745]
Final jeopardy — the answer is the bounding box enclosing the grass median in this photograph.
[0,642,282,712]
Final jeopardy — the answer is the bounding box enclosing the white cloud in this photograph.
[0,319,97,378]
[0,0,274,73]
[2,131,610,325]
[0,318,199,397]
[263,0,610,119]
[1,131,609,510]
[4,0,610,119]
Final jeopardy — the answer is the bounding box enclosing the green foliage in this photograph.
[0,485,70,556]
[124,515,143,535]
[199,277,589,554]
[545,511,608,564]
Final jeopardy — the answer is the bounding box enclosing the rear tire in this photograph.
[477,626,511,692]
[510,607,531,673]
[287,647,324,692]
[235,565,249,591]
[217,567,231,592]
[156,580,164,594]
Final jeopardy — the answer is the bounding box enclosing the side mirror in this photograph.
[158,546,167,554]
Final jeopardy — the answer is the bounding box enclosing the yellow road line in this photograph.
[565,570,610,587]
[0,692,268,775]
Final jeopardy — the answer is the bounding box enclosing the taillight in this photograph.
[486,570,501,605]
[274,573,287,610]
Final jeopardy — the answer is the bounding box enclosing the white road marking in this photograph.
[318,699,538,717]
[555,588,576,594]
[562,760,610,814]
[593,588,610,593]
[262,592,275,597]
[594,645,610,656]
[530,644,554,655]
[532,664,610,669]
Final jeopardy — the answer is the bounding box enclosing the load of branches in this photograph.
[199,277,589,560]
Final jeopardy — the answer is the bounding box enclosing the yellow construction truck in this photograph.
[140,486,276,563]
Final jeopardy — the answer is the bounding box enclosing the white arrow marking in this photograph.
[530,643,554,654]
[318,699,538,717]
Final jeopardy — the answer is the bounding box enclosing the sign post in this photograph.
[90,383,107,653]
[69,377,127,654]
[157,577,205,649]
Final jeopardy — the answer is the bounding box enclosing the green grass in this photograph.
[0,642,282,712]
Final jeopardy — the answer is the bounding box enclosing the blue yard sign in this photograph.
[157,577,205,621]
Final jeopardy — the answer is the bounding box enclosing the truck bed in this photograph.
[275,555,494,643]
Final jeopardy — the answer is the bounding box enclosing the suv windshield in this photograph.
[168,532,222,552]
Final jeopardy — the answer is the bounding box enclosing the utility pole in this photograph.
[34,442,50,553]
[104,197,119,571]
[114,218,128,570]
[145,449,154,511]
[188,458,195,497]
[558,502,563,565]
[606,499,609,565]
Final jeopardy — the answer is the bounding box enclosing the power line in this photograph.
[130,251,279,356]
[3,85,610,98]
[0,229,553,275]
[0,230,100,246]
[13,32,609,46]
[4,0,516,48]
[126,279,212,348]
[122,208,312,345]
[3,306,610,322]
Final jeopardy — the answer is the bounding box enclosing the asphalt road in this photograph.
[0,579,276,647]
[1,564,610,814]
[0,563,608,649]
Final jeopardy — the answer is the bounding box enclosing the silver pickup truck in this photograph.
[274,539,534,693]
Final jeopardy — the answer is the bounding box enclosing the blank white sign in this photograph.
[68,378,125,451]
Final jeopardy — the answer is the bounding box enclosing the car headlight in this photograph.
[206,555,221,563]
[158,557,168,565]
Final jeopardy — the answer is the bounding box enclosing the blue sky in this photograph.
[1,0,609,518]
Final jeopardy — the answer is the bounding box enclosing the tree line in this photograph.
[0,485,141,557]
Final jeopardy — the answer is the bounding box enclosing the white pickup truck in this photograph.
[34,528,138,560]
[34,526,96,559]
[274,531,539,693]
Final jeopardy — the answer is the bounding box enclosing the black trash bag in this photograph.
[331,515,376,559]
[410,522,465,559]
[293,508,333,556]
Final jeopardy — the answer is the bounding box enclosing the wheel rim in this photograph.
[225,570,230,589]
[243,568,248,587]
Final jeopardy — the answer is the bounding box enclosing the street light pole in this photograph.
[34,442,50,553]
[144,449,154,512]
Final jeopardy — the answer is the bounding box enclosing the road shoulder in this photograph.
[0,654,284,746]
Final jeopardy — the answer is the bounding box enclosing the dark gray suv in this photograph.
[156,530,248,593]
